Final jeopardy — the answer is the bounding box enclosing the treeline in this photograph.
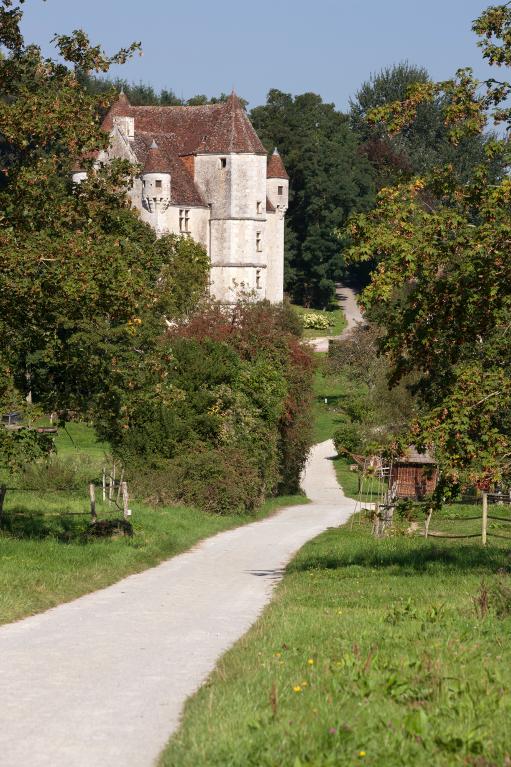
[84,63,504,308]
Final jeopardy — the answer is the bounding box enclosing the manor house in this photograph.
[73,92,288,303]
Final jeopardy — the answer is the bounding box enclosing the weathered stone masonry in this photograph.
[72,92,288,303]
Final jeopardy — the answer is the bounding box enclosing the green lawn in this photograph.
[313,365,358,444]
[161,512,511,767]
[293,305,347,340]
[333,455,387,505]
[53,420,110,463]
[0,492,303,625]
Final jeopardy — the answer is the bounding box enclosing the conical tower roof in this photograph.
[143,139,172,173]
[267,148,289,179]
[197,92,266,154]
[101,90,132,131]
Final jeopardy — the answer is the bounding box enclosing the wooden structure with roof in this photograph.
[390,446,438,500]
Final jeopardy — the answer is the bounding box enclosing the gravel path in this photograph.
[0,440,354,767]
[308,284,364,353]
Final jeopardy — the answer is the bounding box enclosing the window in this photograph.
[220,158,227,169]
[155,179,162,189]
[278,185,283,195]
[256,270,262,290]
[179,209,190,233]
[256,201,262,214]
[256,231,262,252]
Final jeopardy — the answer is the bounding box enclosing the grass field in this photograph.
[312,364,364,445]
[293,305,347,340]
[53,420,110,463]
[161,507,511,767]
[0,492,304,625]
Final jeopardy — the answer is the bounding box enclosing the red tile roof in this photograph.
[142,139,173,174]
[267,148,289,179]
[133,133,206,207]
[101,92,267,206]
[196,92,266,154]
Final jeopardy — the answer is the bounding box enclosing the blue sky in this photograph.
[20,0,499,111]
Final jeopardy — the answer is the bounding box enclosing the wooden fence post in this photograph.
[482,491,488,546]
[424,507,433,539]
[0,484,6,524]
[102,467,106,503]
[108,463,115,505]
[116,468,125,503]
[121,481,130,520]
[89,483,97,523]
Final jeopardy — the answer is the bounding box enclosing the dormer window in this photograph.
[220,158,227,169]
[278,185,283,195]
[155,179,162,189]
[256,201,262,214]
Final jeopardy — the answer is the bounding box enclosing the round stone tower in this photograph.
[141,139,172,235]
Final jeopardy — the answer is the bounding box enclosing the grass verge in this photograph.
[0,493,303,626]
[313,365,358,444]
[161,514,511,767]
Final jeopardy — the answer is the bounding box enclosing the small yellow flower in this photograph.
[307,658,314,665]
[293,685,302,693]
[301,681,308,686]
[274,652,281,658]
[358,751,366,758]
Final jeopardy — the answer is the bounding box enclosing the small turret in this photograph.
[266,148,289,215]
[141,140,171,234]
[71,164,88,185]
[142,140,171,211]
[71,151,99,185]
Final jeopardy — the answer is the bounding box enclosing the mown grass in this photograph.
[333,456,387,505]
[0,492,304,625]
[293,305,347,340]
[53,420,110,463]
[161,516,511,767]
[312,365,353,444]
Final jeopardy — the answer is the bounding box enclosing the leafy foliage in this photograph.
[345,3,511,492]
[350,62,500,190]
[110,300,315,513]
[0,1,209,469]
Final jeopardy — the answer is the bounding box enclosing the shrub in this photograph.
[129,447,264,515]
[333,419,362,455]
[104,300,315,514]
[301,312,332,330]
[15,455,99,493]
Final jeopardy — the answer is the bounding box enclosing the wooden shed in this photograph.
[390,447,438,500]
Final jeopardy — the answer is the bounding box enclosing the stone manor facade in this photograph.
[73,92,288,303]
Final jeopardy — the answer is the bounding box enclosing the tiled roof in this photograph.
[101,92,266,206]
[267,148,289,179]
[103,92,265,156]
[71,150,99,173]
[395,446,436,465]
[142,139,173,173]
[196,93,266,154]
[133,133,206,207]
[101,91,131,132]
